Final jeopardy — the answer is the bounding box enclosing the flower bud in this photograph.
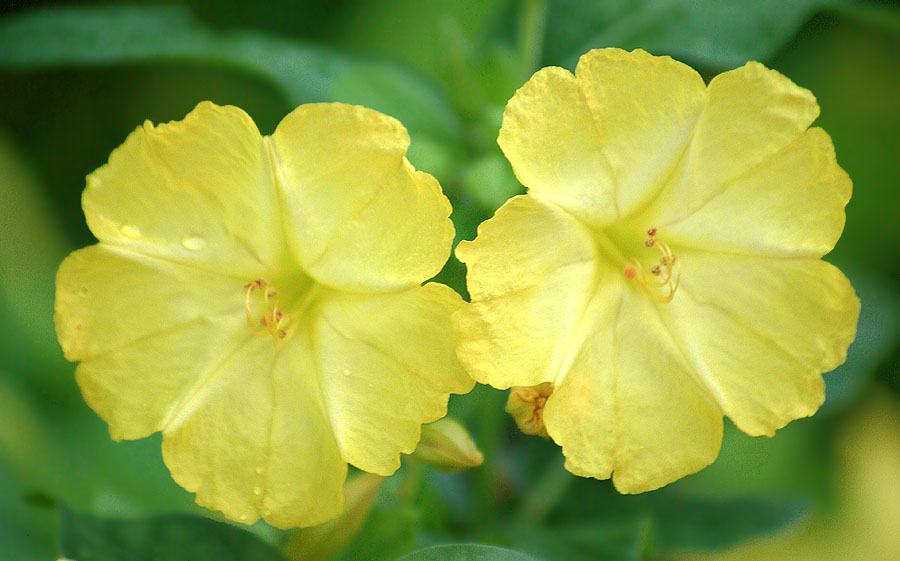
[410,418,483,473]
[506,382,554,438]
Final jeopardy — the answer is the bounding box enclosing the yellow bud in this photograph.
[410,418,484,473]
[281,473,383,561]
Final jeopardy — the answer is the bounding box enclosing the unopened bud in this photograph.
[410,418,483,473]
[282,473,383,561]
[506,382,554,438]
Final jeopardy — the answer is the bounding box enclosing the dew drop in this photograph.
[181,234,207,251]
[239,514,249,522]
[255,466,264,475]
[253,486,262,496]
[342,369,351,376]
[120,224,141,239]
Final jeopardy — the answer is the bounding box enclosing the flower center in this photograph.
[244,279,292,346]
[622,227,680,303]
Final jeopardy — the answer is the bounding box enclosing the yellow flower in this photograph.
[454,48,860,493]
[55,101,474,528]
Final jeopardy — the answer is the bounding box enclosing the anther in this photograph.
[623,228,681,303]
[244,278,290,347]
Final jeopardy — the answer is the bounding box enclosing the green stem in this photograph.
[517,0,548,77]
[474,386,506,531]
[510,456,574,533]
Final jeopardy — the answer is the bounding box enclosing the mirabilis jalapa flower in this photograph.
[454,48,860,493]
[55,101,474,527]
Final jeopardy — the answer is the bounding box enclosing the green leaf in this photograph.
[460,153,524,213]
[396,544,543,561]
[566,481,808,553]
[330,0,513,82]
[647,495,807,551]
[0,129,70,384]
[0,5,461,143]
[538,475,808,556]
[515,518,652,561]
[544,0,851,69]
[58,504,289,561]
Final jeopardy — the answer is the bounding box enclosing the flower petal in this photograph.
[59,245,346,527]
[656,128,851,257]
[74,314,245,441]
[55,245,244,363]
[659,250,859,436]
[647,61,820,226]
[83,102,281,275]
[498,49,707,226]
[270,103,454,292]
[314,283,473,475]
[454,196,597,388]
[162,334,346,529]
[497,66,615,225]
[573,48,707,219]
[542,279,723,493]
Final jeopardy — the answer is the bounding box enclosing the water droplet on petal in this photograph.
[253,486,262,496]
[120,224,141,239]
[343,369,351,376]
[255,466,264,475]
[238,514,249,522]
[181,234,207,251]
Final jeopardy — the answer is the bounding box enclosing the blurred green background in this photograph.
[1,1,898,560]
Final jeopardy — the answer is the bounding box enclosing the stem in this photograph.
[474,386,506,531]
[517,0,548,77]
[510,455,574,533]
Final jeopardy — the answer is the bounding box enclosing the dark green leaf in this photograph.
[516,518,652,561]
[396,544,543,561]
[649,495,807,551]
[547,479,808,554]
[0,5,461,142]
[58,504,288,561]
[0,130,71,388]
[544,0,851,69]
[0,5,343,102]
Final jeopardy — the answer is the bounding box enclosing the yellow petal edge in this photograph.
[456,48,859,493]
[56,101,473,528]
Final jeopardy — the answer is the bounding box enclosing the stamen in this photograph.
[244,279,290,347]
[623,227,681,303]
